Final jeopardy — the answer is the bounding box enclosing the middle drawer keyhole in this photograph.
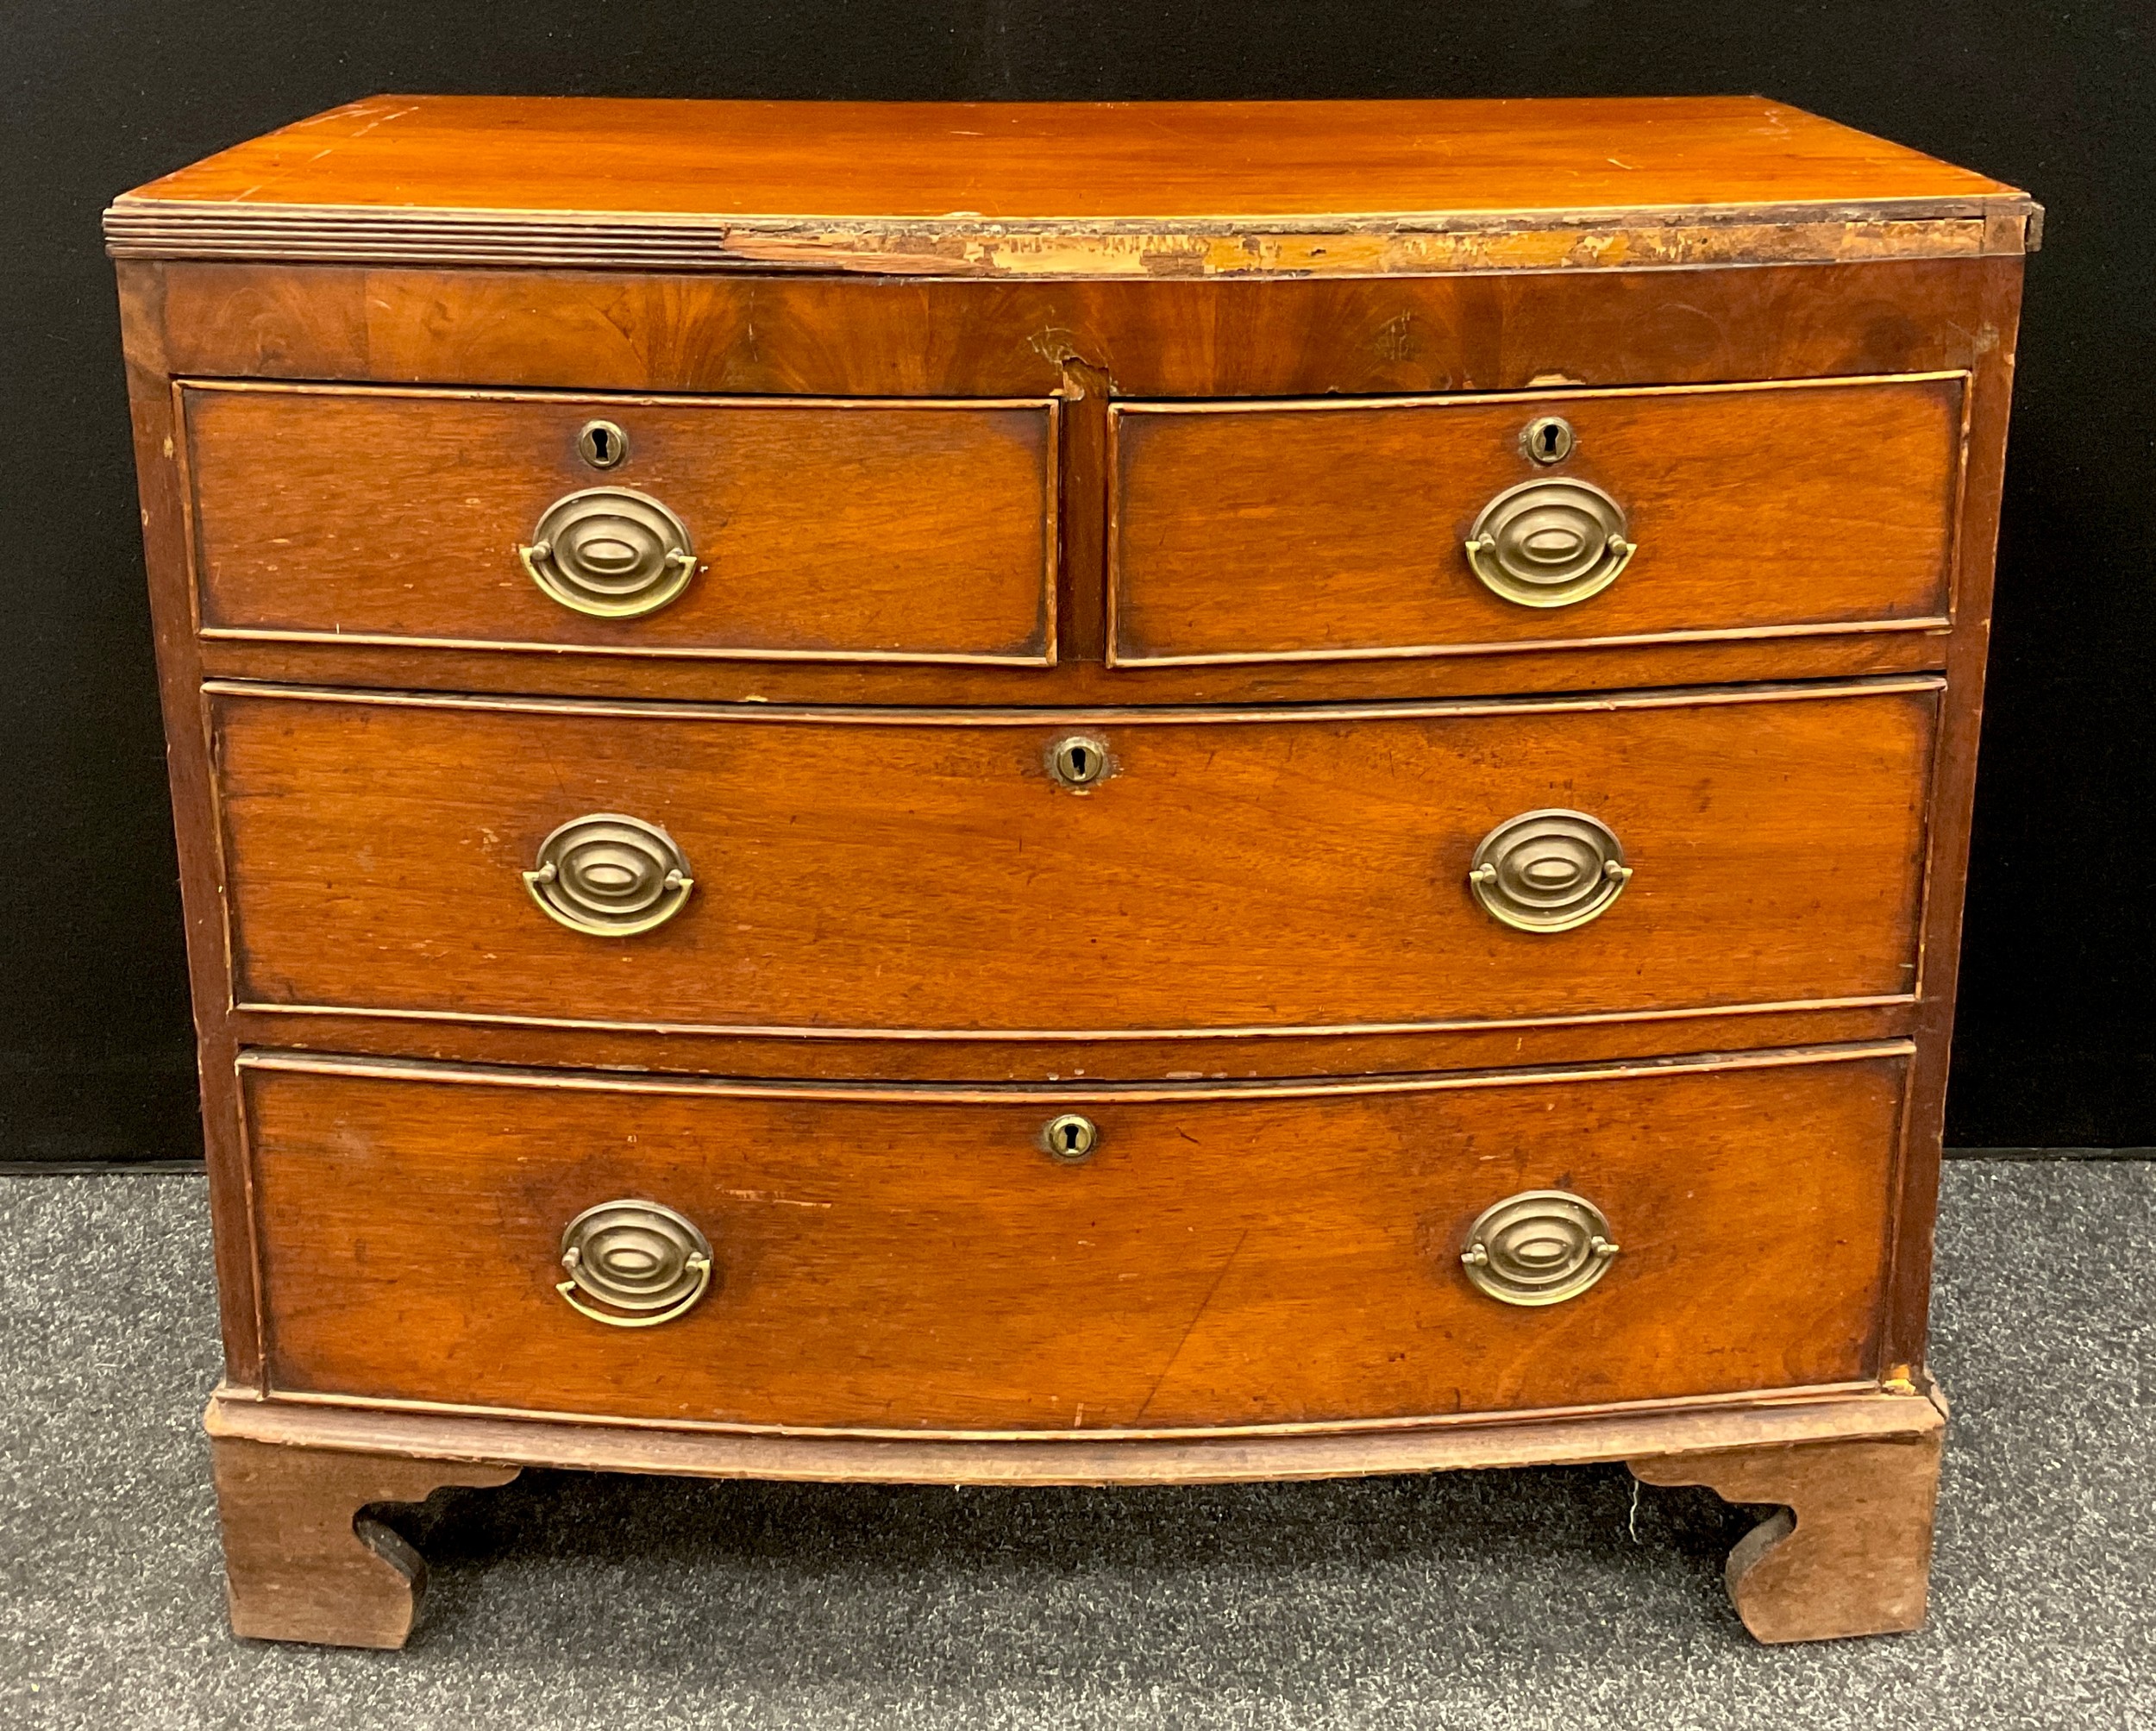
[1048,734,1112,789]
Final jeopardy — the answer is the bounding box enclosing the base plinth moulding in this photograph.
[204,1381,1946,1649]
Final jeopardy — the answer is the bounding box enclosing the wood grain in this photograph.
[1630,1386,1946,1642]
[114,267,264,1386]
[208,682,1938,1038]
[1882,259,2028,1370]
[1111,375,1962,665]
[211,1435,518,1647]
[222,1000,1917,1085]
[194,621,1948,709]
[106,97,2032,278]
[147,256,2015,402]
[142,254,2017,703]
[184,383,1058,665]
[207,1377,1949,1489]
[241,1046,1908,1430]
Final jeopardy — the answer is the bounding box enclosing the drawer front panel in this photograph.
[246,1048,1905,1429]
[1111,375,1963,665]
[214,683,1936,1036]
[183,384,1059,664]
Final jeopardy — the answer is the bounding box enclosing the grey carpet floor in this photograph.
[1,1163,2150,1730]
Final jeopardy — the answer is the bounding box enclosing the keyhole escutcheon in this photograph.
[1048,733,1112,790]
[1041,1113,1100,1163]
[578,419,630,470]
[1521,416,1575,465]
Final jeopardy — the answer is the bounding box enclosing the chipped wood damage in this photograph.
[102,201,2033,279]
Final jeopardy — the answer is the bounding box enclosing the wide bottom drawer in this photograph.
[243,1045,1908,1432]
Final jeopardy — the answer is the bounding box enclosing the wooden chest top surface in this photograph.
[106,96,2034,279]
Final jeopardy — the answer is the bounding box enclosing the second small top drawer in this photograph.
[181,383,1060,665]
[1110,373,1965,666]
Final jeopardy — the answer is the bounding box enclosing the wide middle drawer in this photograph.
[212,680,1936,1037]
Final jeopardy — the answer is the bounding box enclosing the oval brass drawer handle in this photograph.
[520,486,699,618]
[1460,1189,1620,1307]
[1463,477,1635,608]
[1469,808,1632,933]
[557,1199,713,1328]
[523,814,694,937]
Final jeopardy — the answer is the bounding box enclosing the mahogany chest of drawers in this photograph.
[108,96,2035,1648]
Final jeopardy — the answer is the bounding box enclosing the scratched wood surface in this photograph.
[1631,1424,1947,1642]
[243,1047,1907,1430]
[195,633,1951,716]
[119,97,2021,220]
[210,1436,519,1647]
[184,384,1058,664]
[1111,374,1962,665]
[208,1377,1947,1490]
[105,97,2033,279]
[210,682,1938,1038]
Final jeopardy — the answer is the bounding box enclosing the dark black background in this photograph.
[4,3,2150,1160]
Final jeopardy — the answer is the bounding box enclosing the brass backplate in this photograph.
[1460,1189,1620,1307]
[523,812,695,937]
[1468,808,1632,934]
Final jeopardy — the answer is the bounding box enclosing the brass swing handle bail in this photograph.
[525,856,692,904]
[1470,856,1632,888]
[1462,1235,1620,1267]
[1462,477,1636,609]
[523,538,697,580]
[522,814,696,938]
[554,1199,715,1329]
[1463,530,1636,599]
[519,486,699,620]
[555,1247,713,1329]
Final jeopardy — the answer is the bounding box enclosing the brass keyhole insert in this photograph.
[1048,734,1112,789]
[1041,1113,1100,1162]
[1521,415,1575,465]
[578,419,630,469]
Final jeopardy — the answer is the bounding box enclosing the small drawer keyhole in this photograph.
[578,419,630,469]
[1042,1113,1099,1163]
[1048,734,1112,789]
[1522,416,1575,465]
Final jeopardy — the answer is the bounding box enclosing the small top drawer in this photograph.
[1109,373,1964,666]
[181,384,1059,665]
